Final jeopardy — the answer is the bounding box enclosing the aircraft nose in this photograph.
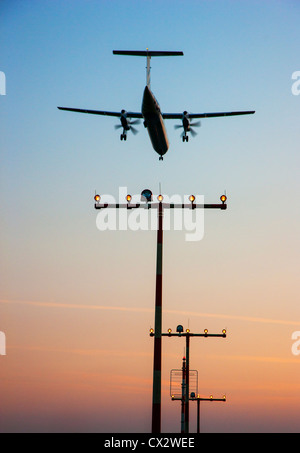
[142,86,155,115]
[143,85,152,102]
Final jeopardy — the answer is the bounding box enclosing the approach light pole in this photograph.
[192,393,227,434]
[170,356,198,433]
[154,325,227,433]
[171,391,227,434]
[170,355,226,433]
[94,190,227,433]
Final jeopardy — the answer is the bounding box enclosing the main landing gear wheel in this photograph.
[120,134,127,141]
[182,135,189,142]
[159,156,163,161]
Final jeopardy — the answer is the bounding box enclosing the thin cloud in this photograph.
[0,299,152,313]
[211,354,300,365]
[7,344,152,358]
[1,298,299,327]
[166,309,300,327]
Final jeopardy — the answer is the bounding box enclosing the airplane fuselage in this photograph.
[142,86,169,159]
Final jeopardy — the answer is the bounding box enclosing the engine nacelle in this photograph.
[182,111,190,131]
[120,110,130,130]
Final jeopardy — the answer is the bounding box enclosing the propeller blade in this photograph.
[129,119,141,125]
[114,124,122,129]
[190,128,198,137]
[174,124,183,129]
[190,120,201,127]
[129,125,139,135]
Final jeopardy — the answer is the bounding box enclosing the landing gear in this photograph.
[182,135,189,142]
[120,133,127,141]
[159,155,163,161]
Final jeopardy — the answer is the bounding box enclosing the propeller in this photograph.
[115,110,141,135]
[174,112,201,138]
[114,122,140,134]
[128,122,140,135]
[189,121,201,136]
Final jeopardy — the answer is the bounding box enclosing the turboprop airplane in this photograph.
[58,50,255,160]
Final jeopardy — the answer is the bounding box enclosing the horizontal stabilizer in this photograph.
[113,50,183,57]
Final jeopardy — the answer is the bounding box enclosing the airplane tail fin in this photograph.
[113,49,184,88]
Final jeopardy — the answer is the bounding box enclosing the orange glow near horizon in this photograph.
[1,295,300,432]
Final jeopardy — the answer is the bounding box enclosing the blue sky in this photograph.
[1,0,300,433]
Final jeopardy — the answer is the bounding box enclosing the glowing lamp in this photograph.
[94,194,101,202]
[189,195,195,203]
[157,194,164,202]
[126,194,132,202]
[220,194,227,203]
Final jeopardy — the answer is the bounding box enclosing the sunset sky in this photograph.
[1,0,300,433]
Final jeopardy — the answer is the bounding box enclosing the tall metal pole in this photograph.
[181,357,186,434]
[152,201,163,433]
[185,333,190,433]
[197,398,200,433]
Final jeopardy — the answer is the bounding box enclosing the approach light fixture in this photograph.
[126,194,132,202]
[222,329,227,336]
[186,328,190,333]
[220,194,227,203]
[204,329,208,336]
[176,325,184,333]
[189,195,195,203]
[157,194,164,202]
[94,194,101,202]
[167,328,172,335]
[141,189,153,203]
[149,328,154,336]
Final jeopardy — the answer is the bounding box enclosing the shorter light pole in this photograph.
[180,357,186,434]
[170,356,198,433]
[191,393,227,433]
[171,393,226,433]
[150,325,227,433]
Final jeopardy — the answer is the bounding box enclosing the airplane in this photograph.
[58,50,255,161]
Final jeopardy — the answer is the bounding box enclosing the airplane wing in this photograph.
[162,110,255,119]
[57,107,143,118]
